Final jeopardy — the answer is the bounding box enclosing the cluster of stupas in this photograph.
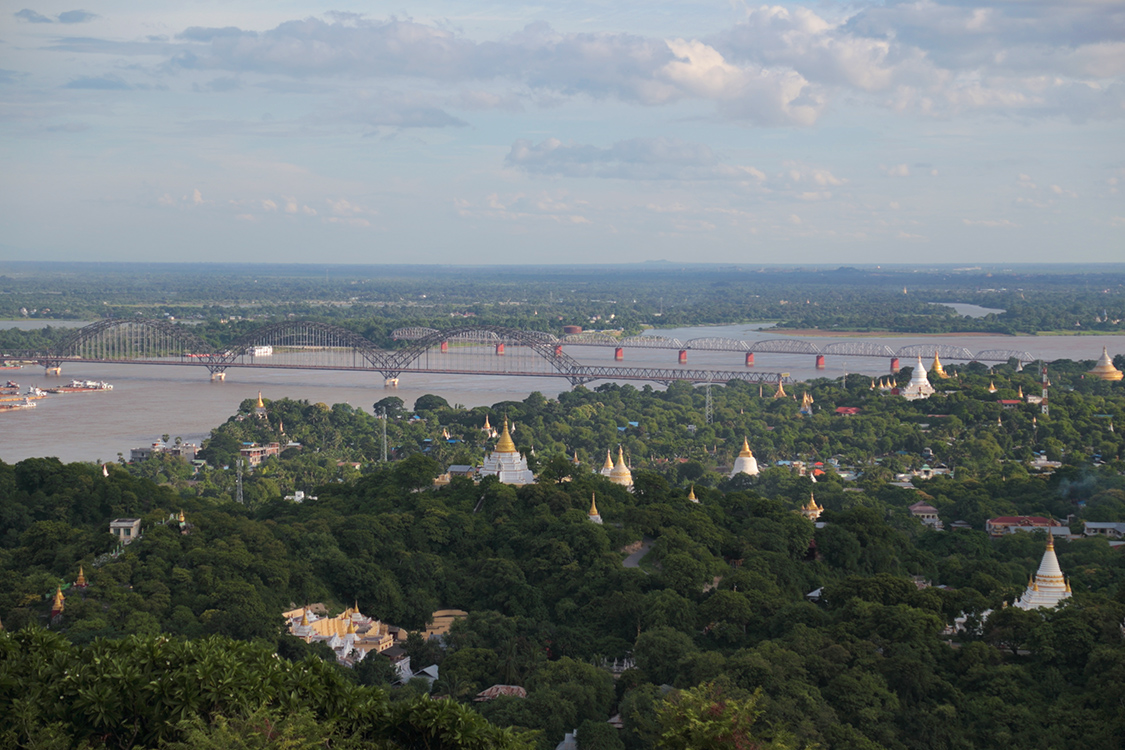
[285,603,401,666]
[599,446,634,489]
[1013,536,1072,610]
[479,419,536,486]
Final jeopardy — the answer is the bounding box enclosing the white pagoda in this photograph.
[730,438,759,478]
[607,446,634,489]
[900,356,935,401]
[479,420,535,486]
[587,494,603,524]
[1014,536,1071,610]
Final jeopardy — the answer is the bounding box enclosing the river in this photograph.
[1,320,1121,464]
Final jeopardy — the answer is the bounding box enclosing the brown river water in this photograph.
[1,320,1121,464]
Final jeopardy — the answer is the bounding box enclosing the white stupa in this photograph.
[608,446,633,489]
[588,494,603,524]
[479,419,536,486]
[599,449,614,478]
[730,438,759,478]
[900,356,935,401]
[1014,536,1071,610]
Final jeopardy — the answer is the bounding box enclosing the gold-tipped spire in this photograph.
[51,585,65,614]
[494,419,517,453]
[301,608,309,626]
[738,438,753,458]
[589,494,599,516]
[930,351,948,379]
[177,510,186,524]
[347,619,356,634]
[687,485,696,501]
[988,381,997,393]
[1065,579,1071,593]
[1046,533,1054,551]
[603,450,614,471]
[774,379,787,399]
[257,391,265,408]
[483,414,492,431]
[870,378,876,390]
[75,566,86,587]
[1017,385,1023,398]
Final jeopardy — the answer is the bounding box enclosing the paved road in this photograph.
[623,537,654,569]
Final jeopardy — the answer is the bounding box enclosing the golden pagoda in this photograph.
[588,494,603,524]
[988,381,997,393]
[1088,347,1123,381]
[254,391,268,418]
[930,351,948,379]
[75,566,87,588]
[482,415,492,432]
[799,494,822,521]
[687,485,697,502]
[601,449,615,475]
[495,419,517,453]
[774,379,787,399]
[50,585,65,616]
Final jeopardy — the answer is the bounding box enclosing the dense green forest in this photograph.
[3,354,1125,749]
[2,263,1124,348]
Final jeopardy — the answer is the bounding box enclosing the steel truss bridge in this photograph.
[1,319,797,388]
[392,327,1034,367]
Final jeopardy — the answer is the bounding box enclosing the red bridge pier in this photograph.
[815,354,826,370]
[745,352,754,367]
[615,347,624,361]
[440,341,448,353]
[890,357,899,372]
[678,350,688,364]
[495,343,505,356]
[554,344,564,357]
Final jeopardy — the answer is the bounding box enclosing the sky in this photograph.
[1,1,1122,265]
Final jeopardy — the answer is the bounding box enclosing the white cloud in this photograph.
[963,218,1017,228]
[506,137,766,181]
[261,199,277,211]
[882,164,910,178]
[192,189,204,205]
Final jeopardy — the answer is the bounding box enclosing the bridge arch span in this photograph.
[222,321,391,368]
[57,318,215,360]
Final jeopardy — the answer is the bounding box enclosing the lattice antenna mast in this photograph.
[236,458,244,505]
[705,382,713,425]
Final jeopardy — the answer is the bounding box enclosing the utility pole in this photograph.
[236,458,244,505]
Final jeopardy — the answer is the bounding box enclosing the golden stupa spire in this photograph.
[1017,385,1023,398]
[347,619,356,634]
[483,414,492,431]
[930,351,948,378]
[589,493,599,516]
[51,585,65,614]
[774,378,787,399]
[739,438,753,458]
[76,566,86,587]
[257,391,265,408]
[1046,533,1054,551]
[687,485,697,501]
[988,381,997,393]
[495,419,517,453]
[1088,347,1124,381]
[178,510,186,524]
[616,445,627,468]
[870,378,876,390]
[603,449,614,471]
[1065,579,1071,593]
[300,607,309,626]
